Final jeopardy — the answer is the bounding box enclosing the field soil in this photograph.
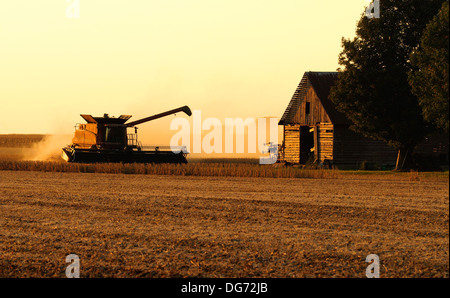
[0,170,448,278]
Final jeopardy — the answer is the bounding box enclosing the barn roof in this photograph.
[278,72,350,125]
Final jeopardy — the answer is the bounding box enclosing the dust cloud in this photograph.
[24,135,72,162]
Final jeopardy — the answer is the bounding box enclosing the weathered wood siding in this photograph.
[316,123,334,163]
[283,124,300,163]
[333,126,397,166]
[293,86,331,126]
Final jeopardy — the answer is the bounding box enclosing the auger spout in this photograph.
[126,106,192,127]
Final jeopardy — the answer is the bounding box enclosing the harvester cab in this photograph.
[72,113,132,151]
[62,106,192,163]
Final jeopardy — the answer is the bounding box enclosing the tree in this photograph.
[409,1,449,133]
[329,0,446,170]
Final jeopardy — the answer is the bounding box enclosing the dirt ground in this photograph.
[0,170,448,278]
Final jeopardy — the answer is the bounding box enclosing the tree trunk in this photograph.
[395,146,413,171]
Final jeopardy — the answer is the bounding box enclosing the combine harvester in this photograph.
[61,106,192,164]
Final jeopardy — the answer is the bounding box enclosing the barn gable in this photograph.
[278,72,350,126]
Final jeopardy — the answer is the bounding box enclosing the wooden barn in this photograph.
[278,71,398,168]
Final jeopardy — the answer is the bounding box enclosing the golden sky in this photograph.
[0,0,368,145]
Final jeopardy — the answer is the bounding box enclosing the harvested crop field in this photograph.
[0,170,448,278]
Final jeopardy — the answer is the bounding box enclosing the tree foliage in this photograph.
[409,1,449,132]
[329,0,446,170]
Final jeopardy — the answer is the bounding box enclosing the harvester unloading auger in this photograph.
[61,106,192,163]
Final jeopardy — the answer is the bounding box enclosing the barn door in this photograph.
[299,126,314,164]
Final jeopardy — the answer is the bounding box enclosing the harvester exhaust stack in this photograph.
[61,106,192,164]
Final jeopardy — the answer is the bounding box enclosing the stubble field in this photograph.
[0,169,448,278]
